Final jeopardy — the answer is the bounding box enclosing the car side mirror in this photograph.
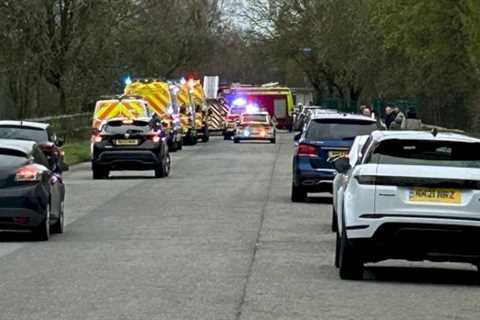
[56,138,64,147]
[333,157,351,174]
[294,133,302,142]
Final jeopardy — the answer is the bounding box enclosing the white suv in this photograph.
[333,130,480,280]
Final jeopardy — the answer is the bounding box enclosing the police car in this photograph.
[233,112,276,143]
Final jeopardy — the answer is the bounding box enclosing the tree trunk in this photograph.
[59,85,67,114]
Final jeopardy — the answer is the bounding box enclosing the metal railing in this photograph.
[25,112,92,142]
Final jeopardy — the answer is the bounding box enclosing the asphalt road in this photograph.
[0,133,479,320]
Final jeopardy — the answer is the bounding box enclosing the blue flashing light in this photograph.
[124,76,132,86]
[232,97,247,107]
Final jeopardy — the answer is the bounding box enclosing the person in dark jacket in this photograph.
[384,106,395,129]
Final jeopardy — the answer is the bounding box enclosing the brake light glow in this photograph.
[297,144,317,157]
[15,165,40,182]
[151,135,161,143]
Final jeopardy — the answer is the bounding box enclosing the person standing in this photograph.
[360,105,375,119]
[389,107,406,130]
[384,106,395,129]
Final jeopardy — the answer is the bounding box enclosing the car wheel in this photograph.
[51,201,64,234]
[335,231,340,268]
[339,228,363,280]
[270,138,276,144]
[291,183,307,202]
[92,167,108,179]
[331,206,338,232]
[233,138,240,143]
[201,128,209,142]
[169,140,178,152]
[223,133,230,140]
[155,153,170,178]
[33,203,50,241]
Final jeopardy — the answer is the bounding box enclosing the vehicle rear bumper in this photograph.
[347,222,480,264]
[234,135,274,141]
[0,185,47,229]
[93,150,161,170]
[293,168,335,192]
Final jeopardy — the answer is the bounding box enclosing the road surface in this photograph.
[0,134,479,320]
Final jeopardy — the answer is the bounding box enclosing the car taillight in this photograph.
[354,175,377,185]
[297,144,317,157]
[148,133,161,143]
[15,165,41,182]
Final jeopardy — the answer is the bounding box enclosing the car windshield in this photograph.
[103,120,151,134]
[306,119,377,140]
[242,115,268,123]
[0,126,49,143]
[368,139,480,168]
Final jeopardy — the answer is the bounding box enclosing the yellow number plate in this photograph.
[328,150,348,158]
[409,188,461,204]
[115,139,138,146]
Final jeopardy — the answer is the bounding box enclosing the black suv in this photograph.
[91,118,170,179]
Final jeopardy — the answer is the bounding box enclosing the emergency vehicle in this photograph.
[223,105,246,140]
[124,79,182,151]
[207,98,229,134]
[233,112,276,144]
[92,97,151,133]
[221,83,295,130]
[175,79,209,144]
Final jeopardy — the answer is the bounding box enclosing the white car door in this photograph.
[335,136,373,232]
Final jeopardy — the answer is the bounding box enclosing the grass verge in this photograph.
[63,142,90,165]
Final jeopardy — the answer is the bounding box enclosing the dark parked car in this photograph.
[91,118,171,179]
[0,139,65,240]
[0,121,68,173]
[292,113,378,202]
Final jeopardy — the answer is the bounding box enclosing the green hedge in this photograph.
[63,142,91,165]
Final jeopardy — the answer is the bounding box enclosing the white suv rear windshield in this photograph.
[368,139,480,168]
